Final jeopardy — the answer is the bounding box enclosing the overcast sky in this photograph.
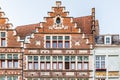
[0,0,120,34]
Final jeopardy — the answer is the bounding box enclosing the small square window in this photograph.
[1,32,6,37]
[7,54,12,59]
[53,56,57,61]
[40,56,45,61]
[65,36,70,40]
[28,56,32,62]
[77,56,82,61]
[13,54,18,59]
[46,56,50,61]
[0,54,5,59]
[58,36,63,40]
[34,56,38,62]
[46,36,50,40]
[52,36,57,40]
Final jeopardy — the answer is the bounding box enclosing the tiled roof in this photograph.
[15,23,40,39]
[73,15,92,34]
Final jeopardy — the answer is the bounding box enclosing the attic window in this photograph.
[56,17,61,24]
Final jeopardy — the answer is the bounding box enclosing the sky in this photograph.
[0,0,120,34]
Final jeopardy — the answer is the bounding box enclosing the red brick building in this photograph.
[0,1,99,80]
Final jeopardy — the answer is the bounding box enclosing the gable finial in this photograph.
[56,1,62,7]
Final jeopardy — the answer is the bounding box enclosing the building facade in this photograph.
[0,1,119,80]
[93,34,120,80]
[0,8,23,80]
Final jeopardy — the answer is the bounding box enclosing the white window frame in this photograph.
[104,36,111,44]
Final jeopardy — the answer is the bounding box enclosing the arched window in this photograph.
[56,17,61,24]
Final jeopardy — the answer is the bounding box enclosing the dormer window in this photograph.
[56,17,61,24]
[105,36,111,44]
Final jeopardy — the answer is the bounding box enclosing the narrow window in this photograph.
[56,17,61,24]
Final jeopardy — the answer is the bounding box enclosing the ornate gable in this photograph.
[38,1,81,34]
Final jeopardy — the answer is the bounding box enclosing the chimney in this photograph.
[91,8,96,34]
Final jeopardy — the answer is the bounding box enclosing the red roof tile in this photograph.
[16,23,39,39]
[73,16,92,34]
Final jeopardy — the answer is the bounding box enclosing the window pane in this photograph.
[46,41,50,48]
[84,56,89,61]
[101,61,105,68]
[71,63,75,70]
[52,36,57,40]
[28,62,32,69]
[65,56,69,62]
[96,56,100,60]
[58,36,63,40]
[34,56,38,62]
[46,56,50,61]
[65,36,70,40]
[53,63,57,70]
[0,76,5,80]
[84,63,88,70]
[40,56,45,61]
[13,54,18,59]
[41,63,45,70]
[58,56,63,61]
[78,63,82,70]
[53,56,57,61]
[1,60,5,68]
[13,76,18,80]
[77,56,82,61]
[28,56,32,62]
[58,41,63,48]
[46,63,50,70]
[65,41,69,48]
[96,61,100,69]
[14,60,18,68]
[53,41,57,48]
[8,60,12,68]
[34,62,38,70]
[0,54,5,59]
[71,56,75,61]
[7,54,12,59]
[1,32,6,37]
[7,76,12,80]
[1,38,6,47]
[58,63,62,70]
[46,36,50,40]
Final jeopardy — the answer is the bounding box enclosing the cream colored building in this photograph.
[93,34,120,80]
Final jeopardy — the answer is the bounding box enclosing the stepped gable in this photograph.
[73,16,92,34]
[16,23,40,39]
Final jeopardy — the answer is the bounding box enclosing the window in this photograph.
[106,37,110,44]
[46,63,50,70]
[56,17,61,24]
[46,36,50,48]
[0,54,19,68]
[45,36,70,48]
[105,36,111,44]
[0,32,6,47]
[58,63,63,70]
[71,63,75,70]
[14,60,18,68]
[0,76,18,80]
[28,62,32,69]
[96,56,105,69]
[53,63,57,70]
[78,63,82,70]
[1,60,5,68]
[41,63,45,70]
[8,60,12,68]
[77,56,89,70]
[84,63,88,70]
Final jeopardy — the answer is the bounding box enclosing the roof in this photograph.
[73,15,92,34]
[15,16,94,39]
[15,23,40,39]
